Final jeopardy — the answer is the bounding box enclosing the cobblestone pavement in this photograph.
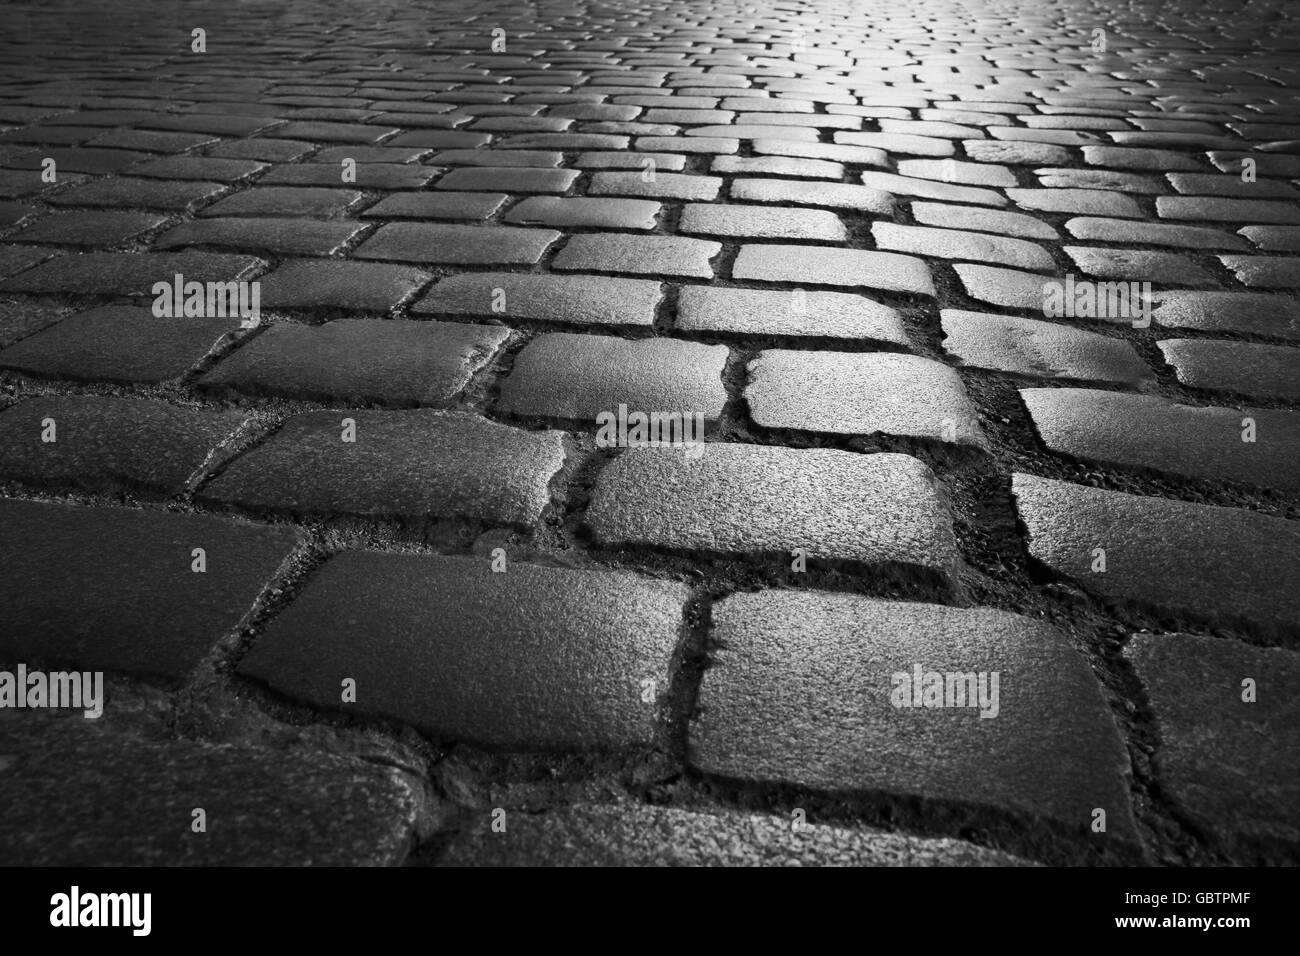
[0,0,1296,867]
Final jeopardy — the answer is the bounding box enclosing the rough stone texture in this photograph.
[747,350,985,446]
[1151,291,1300,340]
[440,802,1033,866]
[0,712,421,865]
[0,305,239,383]
[1022,387,1300,492]
[354,222,559,265]
[0,396,245,493]
[257,259,427,311]
[1124,634,1300,854]
[676,286,909,344]
[0,251,262,295]
[202,410,565,526]
[1012,473,1300,638]
[552,233,720,278]
[680,202,846,241]
[498,333,728,422]
[587,445,959,575]
[239,553,686,749]
[414,271,662,326]
[504,196,661,230]
[200,319,508,406]
[0,498,301,677]
[941,310,1152,384]
[732,244,935,296]
[691,590,1136,839]
[872,222,1054,271]
[154,217,366,256]
[1158,339,1300,401]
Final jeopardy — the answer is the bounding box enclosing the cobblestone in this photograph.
[3,0,1298,869]
[587,444,959,574]
[1022,387,1299,492]
[692,589,1136,839]
[201,409,564,526]
[239,553,685,748]
[747,350,984,446]
[1012,474,1300,638]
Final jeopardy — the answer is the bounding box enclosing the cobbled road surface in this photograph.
[0,0,1296,867]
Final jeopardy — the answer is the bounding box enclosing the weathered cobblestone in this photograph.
[239,553,685,748]
[0,498,301,677]
[1013,474,1300,637]
[202,410,565,526]
[200,319,507,406]
[1022,388,1299,492]
[499,333,727,422]
[0,396,245,493]
[414,271,662,327]
[676,286,909,344]
[941,311,1151,384]
[587,445,959,574]
[1125,634,1300,853]
[747,350,984,446]
[691,590,1136,840]
[1158,339,1300,401]
[440,802,1032,866]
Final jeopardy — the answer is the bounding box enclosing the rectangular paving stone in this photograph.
[1064,217,1250,251]
[435,166,579,193]
[941,310,1151,384]
[430,149,563,167]
[0,305,239,383]
[910,201,1061,240]
[413,272,661,327]
[1220,254,1300,289]
[126,156,268,182]
[587,170,722,201]
[46,177,227,211]
[257,259,427,311]
[1152,291,1300,340]
[1124,633,1300,854]
[691,590,1136,841]
[359,191,507,221]
[729,177,894,215]
[955,263,1056,311]
[1157,196,1300,225]
[1022,387,1299,493]
[1065,246,1217,287]
[872,223,1053,271]
[273,121,398,143]
[553,233,719,278]
[676,286,909,345]
[154,217,366,256]
[0,713,420,866]
[586,444,959,575]
[859,171,1007,206]
[198,186,362,218]
[0,499,301,678]
[200,319,507,406]
[440,802,1032,867]
[499,333,727,423]
[835,131,955,157]
[258,162,437,190]
[732,244,935,296]
[207,138,315,162]
[680,203,846,241]
[1012,473,1300,638]
[0,250,262,295]
[0,396,246,494]
[1239,226,1300,252]
[238,553,685,750]
[965,140,1072,165]
[1007,188,1143,218]
[354,222,559,265]
[575,151,686,171]
[1033,168,1164,193]
[9,211,166,246]
[1158,339,1300,401]
[747,350,984,446]
[504,196,661,230]
[751,138,889,167]
[897,158,1017,187]
[201,410,565,527]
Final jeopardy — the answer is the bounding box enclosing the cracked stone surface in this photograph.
[1,0,1297,869]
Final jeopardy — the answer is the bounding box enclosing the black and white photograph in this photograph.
[0,0,1292,929]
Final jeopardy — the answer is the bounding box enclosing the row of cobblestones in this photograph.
[0,0,1296,866]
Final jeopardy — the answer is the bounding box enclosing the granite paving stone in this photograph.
[200,319,507,406]
[238,553,685,749]
[0,498,301,678]
[201,409,565,526]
